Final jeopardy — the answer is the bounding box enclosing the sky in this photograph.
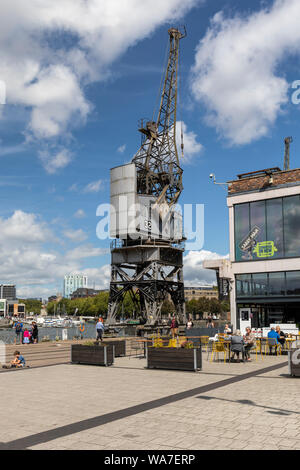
[1,0,300,299]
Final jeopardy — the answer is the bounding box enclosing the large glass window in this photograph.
[236,271,300,297]
[234,195,300,261]
[283,196,300,257]
[235,203,250,261]
[250,201,266,242]
[266,198,284,258]
[268,272,285,296]
[286,271,300,295]
[236,274,252,297]
[252,273,268,296]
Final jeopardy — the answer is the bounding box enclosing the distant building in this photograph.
[184,286,218,302]
[0,284,16,300]
[63,274,88,299]
[71,288,107,299]
[0,301,25,318]
[47,294,62,304]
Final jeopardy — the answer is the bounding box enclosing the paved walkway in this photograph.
[0,338,142,371]
[0,354,298,450]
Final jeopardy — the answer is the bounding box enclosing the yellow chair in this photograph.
[200,336,209,352]
[252,340,263,361]
[265,338,282,356]
[210,341,228,363]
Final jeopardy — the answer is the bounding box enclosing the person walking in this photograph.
[96,317,104,342]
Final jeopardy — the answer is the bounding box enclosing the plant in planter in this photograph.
[180,341,194,349]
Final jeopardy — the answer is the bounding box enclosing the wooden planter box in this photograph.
[71,344,114,366]
[288,349,300,377]
[101,340,126,357]
[147,346,202,372]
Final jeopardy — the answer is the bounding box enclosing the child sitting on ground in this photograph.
[2,351,27,368]
[11,351,26,367]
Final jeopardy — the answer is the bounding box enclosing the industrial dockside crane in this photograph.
[107,27,186,325]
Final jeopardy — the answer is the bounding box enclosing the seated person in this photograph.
[224,324,232,334]
[230,330,245,362]
[3,351,26,369]
[267,327,280,354]
[244,327,256,361]
[275,325,286,347]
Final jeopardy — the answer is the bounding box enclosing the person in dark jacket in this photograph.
[230,330,245,362]
[31,322,39,343]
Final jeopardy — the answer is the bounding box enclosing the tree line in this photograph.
[46,291,229,319]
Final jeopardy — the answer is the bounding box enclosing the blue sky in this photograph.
[1,0,300,298]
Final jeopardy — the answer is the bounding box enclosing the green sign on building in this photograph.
[253,241,278,258]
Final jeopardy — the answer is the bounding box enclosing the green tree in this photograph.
[209,298,222,315]
[186,299,199,316]
[19,299,42,315]
[161,300,174,316]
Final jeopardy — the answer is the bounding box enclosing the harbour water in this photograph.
[0,324,134,344]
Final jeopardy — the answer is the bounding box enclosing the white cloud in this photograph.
[0,210,110,298]
[83,265,111,290]
[0,143,26,157]
[0,210,51,244]
[0,0,200,171]
[63,229,88,243]
[39,148,73,174]
[69,183,79,192]
[117,144,126,154]
[74,209,86,219]
[191,0,300,145]
[83,179,104,193]
[65,244,109,260]
[183,249,228,286]
[176,121,203,164]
